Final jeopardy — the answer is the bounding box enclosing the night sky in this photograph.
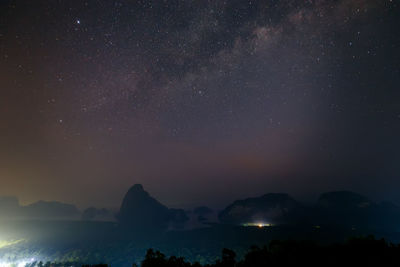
[1,0,399,209]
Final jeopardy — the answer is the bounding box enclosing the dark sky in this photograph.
[1,0,399,209]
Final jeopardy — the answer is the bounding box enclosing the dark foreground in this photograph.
[141,237,400,267]
[8,237,400,267]
[1,220,400,266]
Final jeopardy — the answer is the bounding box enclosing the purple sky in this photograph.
[1,0,399,209]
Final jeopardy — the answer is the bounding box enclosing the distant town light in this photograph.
[242,222,272,227]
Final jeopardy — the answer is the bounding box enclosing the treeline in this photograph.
[140,236,400,267]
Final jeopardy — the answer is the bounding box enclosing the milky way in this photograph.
[0,0,399,208]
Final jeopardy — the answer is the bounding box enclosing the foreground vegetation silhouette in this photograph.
[140,236,400,267]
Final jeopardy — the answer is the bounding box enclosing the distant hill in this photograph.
[219,193,303,225]
[314,191,400,231]
[22,201,80,219]
[82,207,115,221]
[317,191,372,209]
[194,206,214,223]
[0,197,81,220]
[371,201,400,230]
[2,189,400,232]
[168,208,189,229]
[117,184,188,232]
[0,196,21,218]
[219,190,400,232]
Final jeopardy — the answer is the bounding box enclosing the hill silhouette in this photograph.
[117,184,188,232]
[22,200,80,219]
[0,196,21,217]
[0,197,80,220]
[1,188,400,232]
[219,193,303,225]
[217,190,400,232]
[314,191,400,231]
[82,207,115,221]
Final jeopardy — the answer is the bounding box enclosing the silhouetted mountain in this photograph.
[82,207,115,221]
[315,191,400,231]
[194,206,213,216]
[317,191,372,209]
[0,197,81,220]
[194,206,213,223]
[0,196,21,218]
[2,189,400,233]
[22,201,80,219]
[168,208,189,229]
[219,193,302,225]
[370,201,400,231]
[117,184,173,232]
[314,191,371,228]
[218,190,400,231]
